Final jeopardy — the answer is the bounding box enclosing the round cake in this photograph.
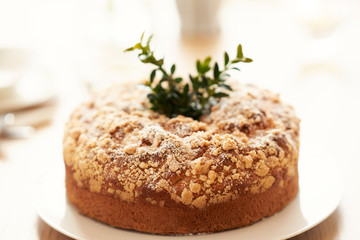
[63,82,300,234]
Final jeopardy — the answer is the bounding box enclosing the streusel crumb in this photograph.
[63,82,300,209]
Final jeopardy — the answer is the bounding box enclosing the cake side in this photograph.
[65,164,298,234]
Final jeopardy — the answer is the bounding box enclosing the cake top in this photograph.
[63,81,300,209]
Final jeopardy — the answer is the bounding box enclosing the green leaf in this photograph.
[146,34,153,46]
[150,69,156,83]
[224,52,229,66]
[157,58,164,66]
[190,75,199,91]
[203,65,211,74]
[124,42,142,52]
[171,64,176,75]
[184,83,189,95]
[202,57,212,74]
[174,77,182,83]
[124,46,134,52]
[213,63,220,79]
[196,60,201,73]
[231,57,253,64]
[204,56,212,66]
[213,92,229,98]
[140,32,145,42]
[218,84,232,91]
[237,44,244,58]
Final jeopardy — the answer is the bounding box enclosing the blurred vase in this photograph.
[176,0,221,36]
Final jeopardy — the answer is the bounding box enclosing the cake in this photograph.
[63,81,300,234]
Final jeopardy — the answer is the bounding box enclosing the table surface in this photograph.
[1,0,360,239]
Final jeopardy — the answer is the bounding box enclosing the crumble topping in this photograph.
[63,82,300,209]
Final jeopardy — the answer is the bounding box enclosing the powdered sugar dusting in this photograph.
[63,82,300,209]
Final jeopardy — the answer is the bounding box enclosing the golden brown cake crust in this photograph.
[66,165,298,234]
[63,82,300,234]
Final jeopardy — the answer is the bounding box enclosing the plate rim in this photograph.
[33,159,344,240]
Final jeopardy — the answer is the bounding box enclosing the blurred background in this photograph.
[0,0,359,239]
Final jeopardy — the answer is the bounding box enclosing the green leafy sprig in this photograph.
[125,33,252,120]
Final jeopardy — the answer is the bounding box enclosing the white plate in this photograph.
[33,155,343,240]
[0,69,55,113]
